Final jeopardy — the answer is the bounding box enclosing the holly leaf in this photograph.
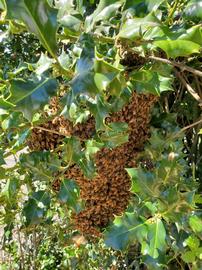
[58,179,80,212]
[7,75,58,121]
[100,122,129,148]
[131,70,173,95]
[105,212,148,250]
[85,0,123,31]
[6,0,58,57]
[1,178,19,202]
[189,215,202,233]
[145,219,166,258]
[31,53,54,75]
[181,251,196,263]
[118,12,161,40]
[185,235,200,251]
[179,25,202,46]
[20,151,59,181]
[154,40,200,58]
[184,0,202,20]
[126,167,160,198]
[87,95,109,131]
[60,14,82,34]
[23,190,51,226]
[71,71,99,96]
[85,139,104,160]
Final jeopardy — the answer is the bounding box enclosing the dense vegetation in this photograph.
[0,0,202,269]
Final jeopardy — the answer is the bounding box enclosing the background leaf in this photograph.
[6,0,58,57]
[23,190,51,226]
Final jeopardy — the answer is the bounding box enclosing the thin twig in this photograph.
[173,118,202,138]
[16,224,25,270]
[149,55,202,77]
[33,126,68,137]
[175,70,202,103]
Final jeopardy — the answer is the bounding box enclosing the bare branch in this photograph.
[33,126,68,137]
[173,118,202,138]
[149,56,202,77]
[175,70,202,104]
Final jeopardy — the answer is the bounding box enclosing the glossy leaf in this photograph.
[154,40,200,58]
[20,151,60,181]
[178,25,202,46]
[145,219,166,258]
[60,14,82,34]
[123,0,164,14]
[126,167,160,198]
[85,139,104,160]
[105,212,148,250]
[131,70,173,95]
[71,71,99,96]
[58,179,80,212]
[119,13,161,40]
[8,75,58,120]
[6,0,58,57]
[100,122,129,148]
[87,95,109,130]
[31,53,54,75]
[1,178,19,202]
[23,190,51,226]
[184,0,202,20]
[189,216,202,233]
[85,0,123,31]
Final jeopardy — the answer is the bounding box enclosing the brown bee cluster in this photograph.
[27,92,157,236]
[66,93,157,236]
[28,95,95,151]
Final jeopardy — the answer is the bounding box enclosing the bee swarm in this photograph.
[27,92,157,236]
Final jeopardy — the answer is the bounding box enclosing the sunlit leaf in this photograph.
[100,122,129,148]
[181,251,196,263]
[119,13,161,40]
[8,75,58,120]
[189,215,202,233]
[154,40,200,58]
[6,0,58,57]
[184,0,202,20]
[145,218,166,258]
[178,25,202,46]
[85,0,123,31]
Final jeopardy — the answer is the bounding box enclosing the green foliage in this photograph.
[6,0,58,57]
[0,0,202,269]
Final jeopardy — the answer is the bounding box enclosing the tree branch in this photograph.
[175,70,202,104]
[149,56,202,77]
[173,118,202,138]
[33,126,68,137]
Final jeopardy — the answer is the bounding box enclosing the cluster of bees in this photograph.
[27,92,157,236]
